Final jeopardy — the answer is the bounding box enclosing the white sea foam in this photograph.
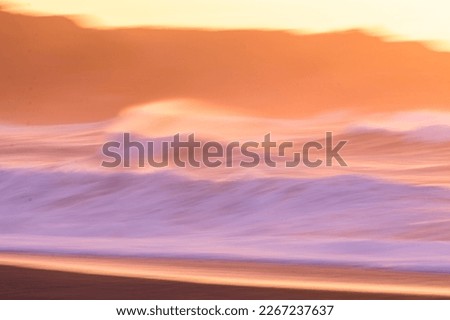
[1,101,450,271]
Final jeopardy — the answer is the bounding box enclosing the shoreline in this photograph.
[1,252,450,299]
[1,265,446,300]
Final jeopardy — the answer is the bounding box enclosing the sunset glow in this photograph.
[4,0,450,49]
[2,0,450,303]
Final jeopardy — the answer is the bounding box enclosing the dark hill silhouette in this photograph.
[1,9,450,124]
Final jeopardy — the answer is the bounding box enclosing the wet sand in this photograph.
[1,253,450,299]
[1,265,445,300]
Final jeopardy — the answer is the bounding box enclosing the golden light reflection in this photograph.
[3,0,450,50]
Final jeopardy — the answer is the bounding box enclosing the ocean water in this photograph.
[1,100,450,272]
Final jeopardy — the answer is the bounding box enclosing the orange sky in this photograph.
[3,0,450,50]
[2,5,450,125]
[1,3,450,125]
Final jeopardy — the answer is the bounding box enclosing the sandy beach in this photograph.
[1,253,449,299]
